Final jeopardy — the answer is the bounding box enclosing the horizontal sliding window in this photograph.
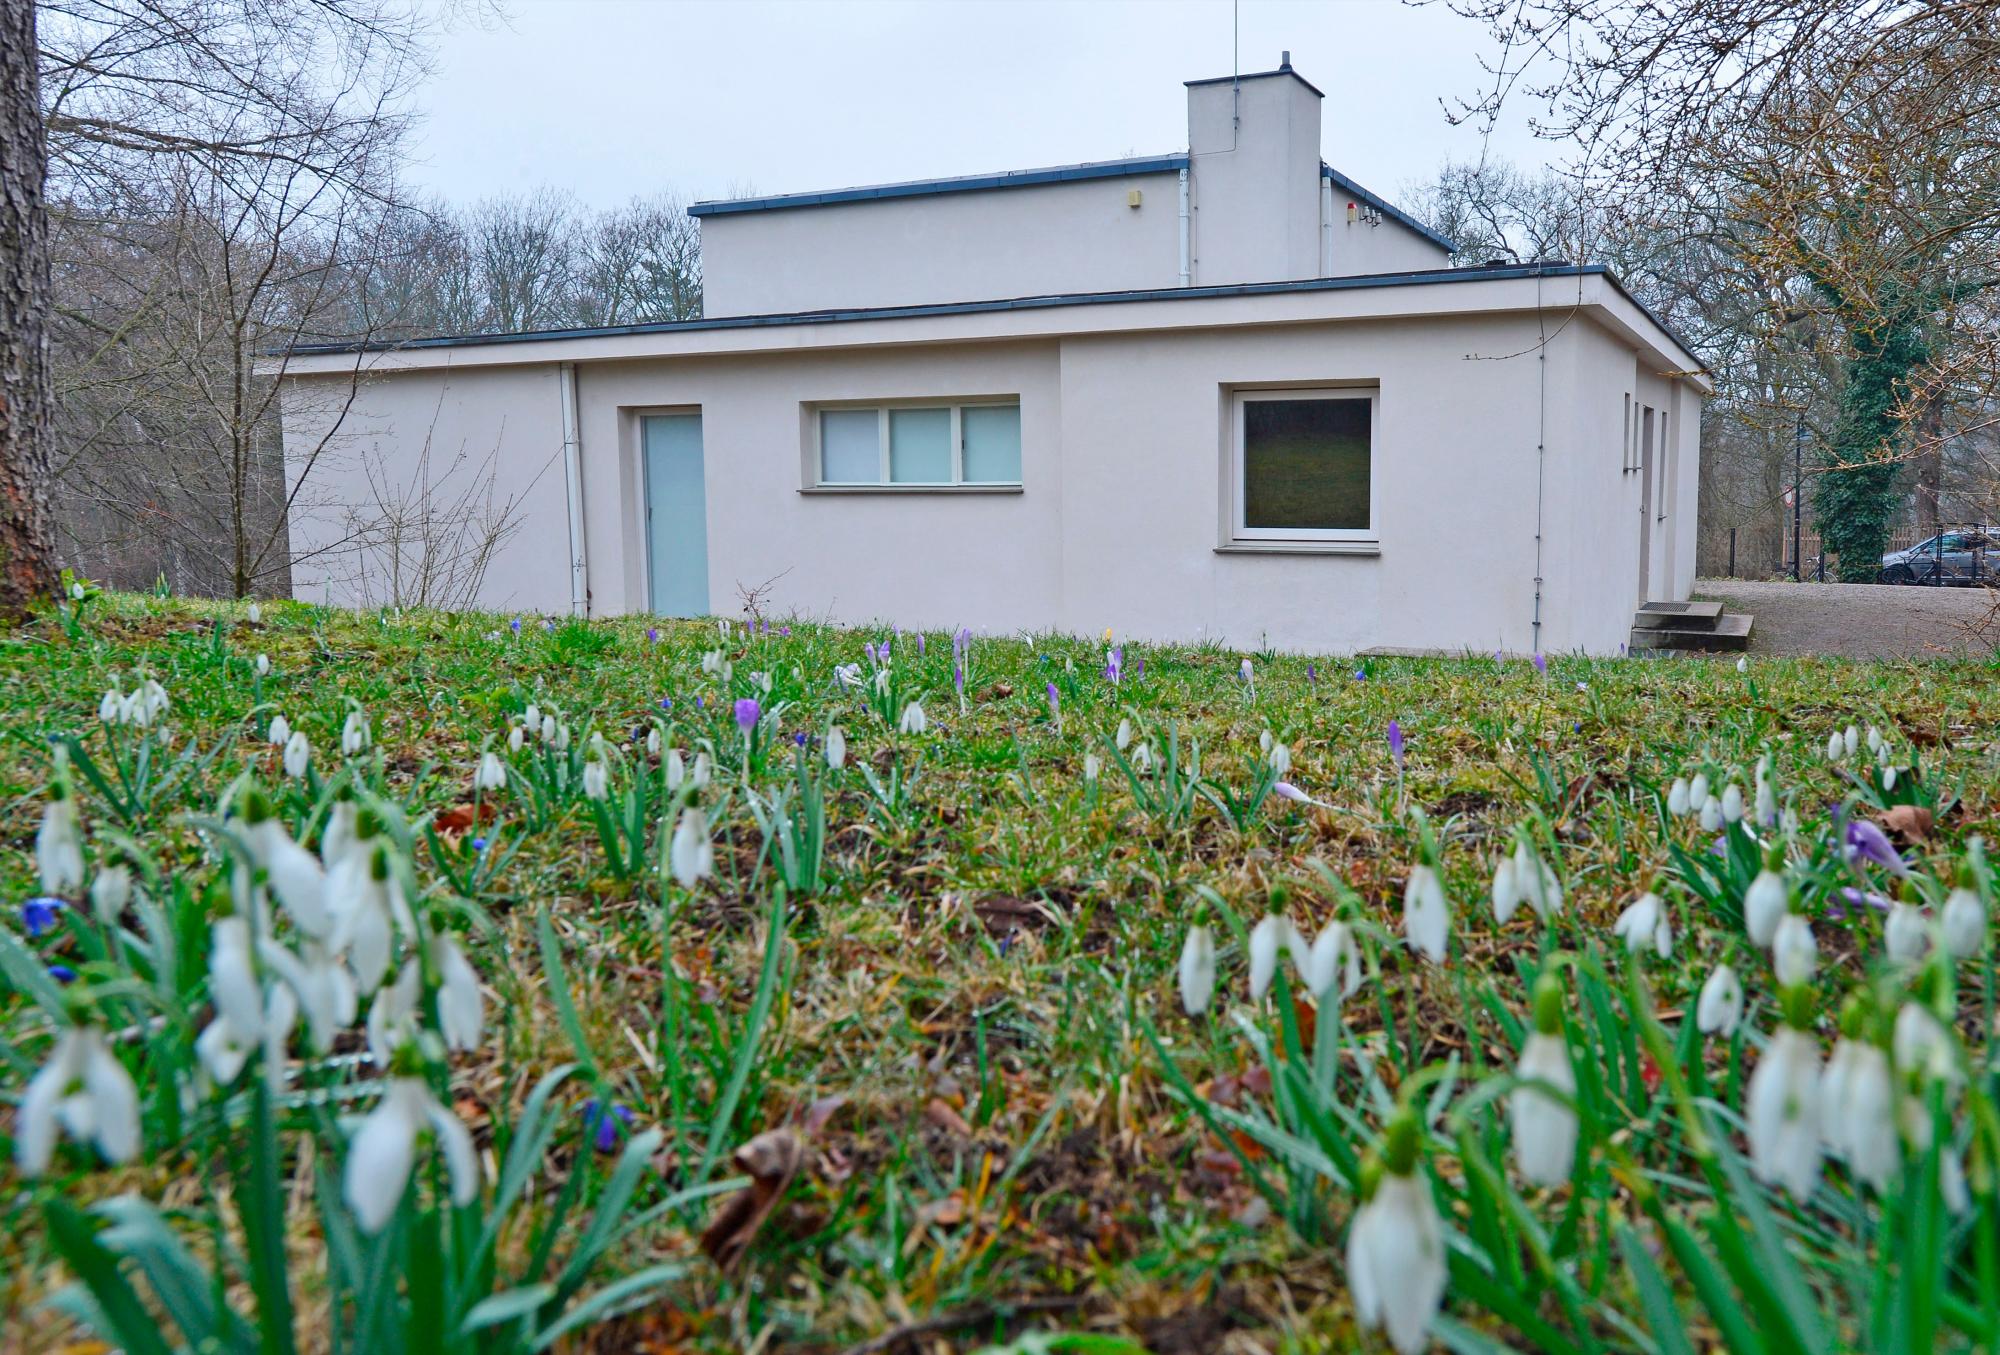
[815,401,1021,486]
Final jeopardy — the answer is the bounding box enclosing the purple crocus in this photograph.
[916,633,926,656]
[1105,646,1123,685]
[734,697,761,733]
[1387,720,1405,768]
[1306,664,1318,685]
[21,897,64,938]
[1830,886,1893,920]
[1845,818,1909,876]
[1046,681,1060,715]
[509,617,522,634]
[954,663,965,693]
[1532,653,1548,676]
[647,627,660,643]
[581,1099,635,1154]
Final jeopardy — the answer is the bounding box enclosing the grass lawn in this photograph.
[3,593,1998,1353]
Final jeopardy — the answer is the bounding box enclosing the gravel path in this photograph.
[1694,578,2000,659]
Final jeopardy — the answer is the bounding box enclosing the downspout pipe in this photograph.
[559,361,589,616]
[1177,167,1191,286]
[1319,177,1334,276]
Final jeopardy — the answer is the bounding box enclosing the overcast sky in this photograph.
[405,0,1556,213]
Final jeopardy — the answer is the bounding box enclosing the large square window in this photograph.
[1235,391,1374,539]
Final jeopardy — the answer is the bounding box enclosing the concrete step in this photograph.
[1631,612,1754,653]
[1633,599,1725,629]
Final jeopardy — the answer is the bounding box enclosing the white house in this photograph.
[275,56,1710,656]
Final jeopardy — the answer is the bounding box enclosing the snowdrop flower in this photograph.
[1613,889,1673,958]
[1866,725,1885,756]
[366,960,421,1066]
[330,845,407,994]
[1510,977,1578,1188]
[834,662,862,688]
[89,863,132,924]
[474,751,507,792]
[1238,657,1254,695]
[247,812,332,938]
[1772,913,1817,987]
[1347,1117,1446,1355]
[691,752,712,789]
[1754,778,1776,826]
[1747,1014,1823,1204]
[283,730,311,780]
[431,933,484,1052]
[1247,908,1298,1002]
[552,722,571,752]
[1267,740,1292,776]
[1736,656,1748,674]
[17,1025,142,1175]
[1179,911,1216,1016]
[345,1074,480,1233]
[247,602,262,624]
[507,722,525,753]
[1822,1024,1898,1191]
[1720,783,1745,823]
[1689,772,1710,807]
[669,805,714,889]
[1305,921,1363,1004]
[1697,963,1743,1038]
[1825,729,1844,762]
[524,702,541,731]
[256,653,271,677]
[268,714,291,748]
[1893,1002,1956,1084]
[209,914,266,1037]
[196,976,298,1086]
[1885,900,1928,964]
[1744,853,1788,947]
[539,714,557,744]
[1082,752,1101,782]
[1115,718,1133,751]
[1133,743,1154,775]
[341,711,370,757]
[1942,875,1986,958]
[665,748,686,791]
[582,759,610,801]
[825,725,846,769]
[1666,777,1691,817]
[1403,864,1450,963]
[98,685,122,724]
[1844,724,1860,758]
[1491,855,1521,923]
[264,937,356,1052]
[1698,795,1723,832]
[898,701,928,735]
[36,785,85,896]
[1512,837,1563,921]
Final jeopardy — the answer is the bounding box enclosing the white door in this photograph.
[643,413,709,617]
[1638,407,1654,602]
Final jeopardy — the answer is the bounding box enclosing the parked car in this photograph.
[1880,529,2000,584]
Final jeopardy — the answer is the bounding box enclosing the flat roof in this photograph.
[1184,66,1327,99]
[283,262,1701,375]
[688,153,1190,218]
[1322,164,1457,253]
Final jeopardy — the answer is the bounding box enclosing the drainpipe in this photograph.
[558,361,589,616]
[1319,176,1334,275]
[1177,166,1191,286]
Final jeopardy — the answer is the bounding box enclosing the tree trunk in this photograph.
[1912,393,1944,536]
[0,0,57,619]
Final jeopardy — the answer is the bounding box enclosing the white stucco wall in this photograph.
[280,363,572,613]
[699,173,1185,317]
[280,275,1704,655]
[1330,212,1453,276]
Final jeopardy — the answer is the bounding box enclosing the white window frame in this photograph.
[812,399,1023,488]
[1231,387,1379,544]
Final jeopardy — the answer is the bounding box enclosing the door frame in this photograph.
[635,406,708,617]
[1637,405,1655,602]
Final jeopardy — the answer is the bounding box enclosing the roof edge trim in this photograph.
[689,154,1191,218]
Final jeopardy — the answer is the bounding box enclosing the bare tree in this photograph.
[1,0,59,619]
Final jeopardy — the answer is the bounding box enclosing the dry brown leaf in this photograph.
[699,1128,805,1271]
[925,1097,974,1137]
[1877,804,1935,842]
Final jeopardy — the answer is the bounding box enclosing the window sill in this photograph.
[1215,540,1380,557]
[800,484,1024,496]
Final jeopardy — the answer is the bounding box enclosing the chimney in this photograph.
[1184,59,1324,285]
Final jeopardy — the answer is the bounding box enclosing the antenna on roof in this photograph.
[1232,0,1240,133]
